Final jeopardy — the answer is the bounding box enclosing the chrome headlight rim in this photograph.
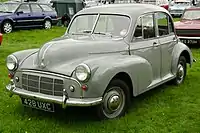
[75,63,91,82]
[6,54,18,71]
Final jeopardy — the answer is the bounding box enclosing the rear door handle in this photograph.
[173,37,177,42]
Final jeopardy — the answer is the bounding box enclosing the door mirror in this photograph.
[16,11,24,15]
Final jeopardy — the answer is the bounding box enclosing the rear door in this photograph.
[30,3,44,26]
[155,12,177,80]
[15,3,32,27]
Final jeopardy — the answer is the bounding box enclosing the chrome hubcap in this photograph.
[177,64,184,83]
[45,21,51,29]
[108,95,121,111]
[102,87,125,118]
[4,23,12,33]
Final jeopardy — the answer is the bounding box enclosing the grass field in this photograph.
[1,20,200,133]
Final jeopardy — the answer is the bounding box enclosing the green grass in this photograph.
[2,20,200,133]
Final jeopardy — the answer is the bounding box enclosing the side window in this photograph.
[142,14,155,39]
[133,17,142,38]
[156,12,171,36]
[168,16,174,33]
[17,4,30,13]
[133,14,155,40]
[31,4,43,12]
[40,4,53,12]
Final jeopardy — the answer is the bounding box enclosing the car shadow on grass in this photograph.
[15,102,99,123]
[14,81,175,123]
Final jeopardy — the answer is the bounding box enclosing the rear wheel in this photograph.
[2,21,13,33]
[96,79,130,120]
[44,19,52,29]
[172,56,187,85]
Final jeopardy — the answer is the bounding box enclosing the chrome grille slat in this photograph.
[21,73,64,96]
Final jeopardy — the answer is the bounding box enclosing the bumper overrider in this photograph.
[6,79,102,108]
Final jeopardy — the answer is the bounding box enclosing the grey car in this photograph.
[6,3,194,120]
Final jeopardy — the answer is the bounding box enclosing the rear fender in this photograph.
[171,41,193,75]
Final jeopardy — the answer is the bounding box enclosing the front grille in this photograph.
[22,74,64,96]
[176,29,200,36]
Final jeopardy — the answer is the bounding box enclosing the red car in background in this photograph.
[0,33,2,46]
[142,0,169,10]
[174,7,200,45]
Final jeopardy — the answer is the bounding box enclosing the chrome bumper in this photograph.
[6,83,102,108]
[169,12,183,15]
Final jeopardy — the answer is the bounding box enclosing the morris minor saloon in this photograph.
[6,4,194,120]
[0,2,58,33]
[174,7,200,44]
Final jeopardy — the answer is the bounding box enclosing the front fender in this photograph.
[11,49,39,66]
[83,55,153,98]
[171,41,193,75]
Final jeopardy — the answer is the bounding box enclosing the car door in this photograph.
[30,4,44,26]
[155,12,177,80]
[14,4,32,27]
[130,13,162,92]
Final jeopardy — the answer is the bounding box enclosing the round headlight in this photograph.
[75,63,91,82]
[6,55,18,71]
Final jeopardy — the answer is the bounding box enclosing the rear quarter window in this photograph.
[40,4,53,11]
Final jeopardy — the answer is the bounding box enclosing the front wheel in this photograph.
[96,79,130,120]
[172,56,187,85]
[2,21,13,33]
[44,19,52,29]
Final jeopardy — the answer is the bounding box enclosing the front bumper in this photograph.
[6,82,102,108]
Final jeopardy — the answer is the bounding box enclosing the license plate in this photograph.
[180,39,198,44]
[21,97,54,112]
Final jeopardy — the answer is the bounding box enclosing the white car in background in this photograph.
[169,0,193,17]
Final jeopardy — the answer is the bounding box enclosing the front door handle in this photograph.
[153,42,159,47]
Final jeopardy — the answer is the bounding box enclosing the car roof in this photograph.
[174,0,190,2]
[77,3,169,18]
[4,1,50,5]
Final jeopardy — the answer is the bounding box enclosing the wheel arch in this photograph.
[44,16,52,22]
[171,42,193,75]
[180,50,191,65]
[1,18,14,28]
[109,72,134,97]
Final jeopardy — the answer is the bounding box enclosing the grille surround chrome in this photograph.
[21,73,64,96]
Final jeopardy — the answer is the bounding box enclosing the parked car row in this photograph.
[0,1,58,33]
